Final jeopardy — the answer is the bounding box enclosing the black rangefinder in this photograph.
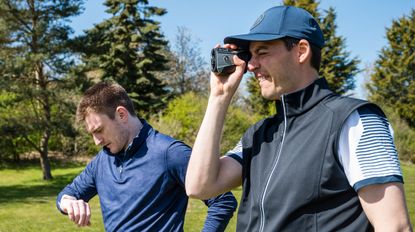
[211,47,251,74]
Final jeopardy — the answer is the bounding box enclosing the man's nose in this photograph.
[93,134,103,146]
[247,56,258,71]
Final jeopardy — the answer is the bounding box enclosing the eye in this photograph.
[256,48,267,56]
[92,127,102,134]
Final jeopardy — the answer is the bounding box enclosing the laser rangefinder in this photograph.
[211,47,251,75]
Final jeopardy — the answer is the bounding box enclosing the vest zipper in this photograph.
[259,95,287,232]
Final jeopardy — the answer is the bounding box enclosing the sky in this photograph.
[70,0,415,99]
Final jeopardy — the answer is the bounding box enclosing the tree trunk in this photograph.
[39,148,53,180]
[36,60,53,180]
[39,93,53,180]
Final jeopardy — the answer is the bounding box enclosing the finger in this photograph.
[66,203,75,222]
[79,202,90,227]
[225,43,242,50]
[85,202,91,226]
[71,201,80,224]
[233,54,247,66]
[77,201,86,226]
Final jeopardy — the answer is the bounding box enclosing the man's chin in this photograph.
[261,93,278,101]
[104,146,116,154]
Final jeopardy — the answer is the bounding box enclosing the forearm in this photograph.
[186,95,231,198]
[186,53,245,198]
[56,165,97,214]
[202,192,237,232]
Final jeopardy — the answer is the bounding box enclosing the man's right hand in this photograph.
[60,195,91,227]
[209,44,247,101]
[185,44,245,199]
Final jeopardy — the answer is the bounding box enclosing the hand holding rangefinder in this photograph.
[211,47,251,75]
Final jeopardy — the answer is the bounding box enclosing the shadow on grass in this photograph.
[0,172,79,204]
[0,157,88,170]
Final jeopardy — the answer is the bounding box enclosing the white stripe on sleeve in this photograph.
[338,108,403,190]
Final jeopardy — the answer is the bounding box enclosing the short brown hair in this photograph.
[76,81,136,122]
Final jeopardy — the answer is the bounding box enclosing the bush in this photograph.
[149,92,262,154]
[149,92,206,146]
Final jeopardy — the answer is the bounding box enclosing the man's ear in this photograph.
[115,106,129,122]
[298,39,311,64]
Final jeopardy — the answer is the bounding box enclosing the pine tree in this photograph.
[367,9,415,128]
[0,0,83,180]
[80,0,169,115]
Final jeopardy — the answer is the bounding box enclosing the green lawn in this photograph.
[0,161,413,231]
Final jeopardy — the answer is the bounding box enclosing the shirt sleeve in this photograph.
[201,192,237,232]
[224,139,243,165]
[56,157,98,214]
[165,141,192,188]
[166,140,237,232]
[338,105,403,191]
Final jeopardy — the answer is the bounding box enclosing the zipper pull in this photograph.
[119,152,126,174]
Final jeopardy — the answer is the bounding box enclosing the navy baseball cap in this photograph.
[224,6,325,49]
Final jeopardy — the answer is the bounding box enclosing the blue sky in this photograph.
[70,1,415,98]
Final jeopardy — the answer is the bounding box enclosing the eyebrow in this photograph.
[251,45,269,54]
[87,126,101,134]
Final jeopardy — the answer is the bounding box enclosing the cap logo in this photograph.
[250,13,265,31]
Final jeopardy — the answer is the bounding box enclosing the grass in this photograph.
[403,162,415,223]
[0,161,413,231]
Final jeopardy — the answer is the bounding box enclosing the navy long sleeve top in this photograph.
[56,120,236,232]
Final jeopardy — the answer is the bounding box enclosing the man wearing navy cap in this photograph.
[186,5,412,231]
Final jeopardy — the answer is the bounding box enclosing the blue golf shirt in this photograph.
[56,120,236,231]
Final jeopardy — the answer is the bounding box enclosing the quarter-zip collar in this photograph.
[275,77,334,118]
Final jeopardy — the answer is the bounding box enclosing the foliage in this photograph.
[149,92,206,146]
[283,0,360,95]
[378,106,415,163]
[78,0,170,116]
[0,0,84,179]
[221,105,263,154]
[149,92,262,153]
[367,9,415,128]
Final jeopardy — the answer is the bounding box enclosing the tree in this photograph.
[80,0,169,115]
[0,0,83,180]
[284,0,360,95]
[367,9,415,128]
[158,26,210,96]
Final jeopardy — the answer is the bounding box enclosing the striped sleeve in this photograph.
[338,106,403,191]
[225,139,243,165]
